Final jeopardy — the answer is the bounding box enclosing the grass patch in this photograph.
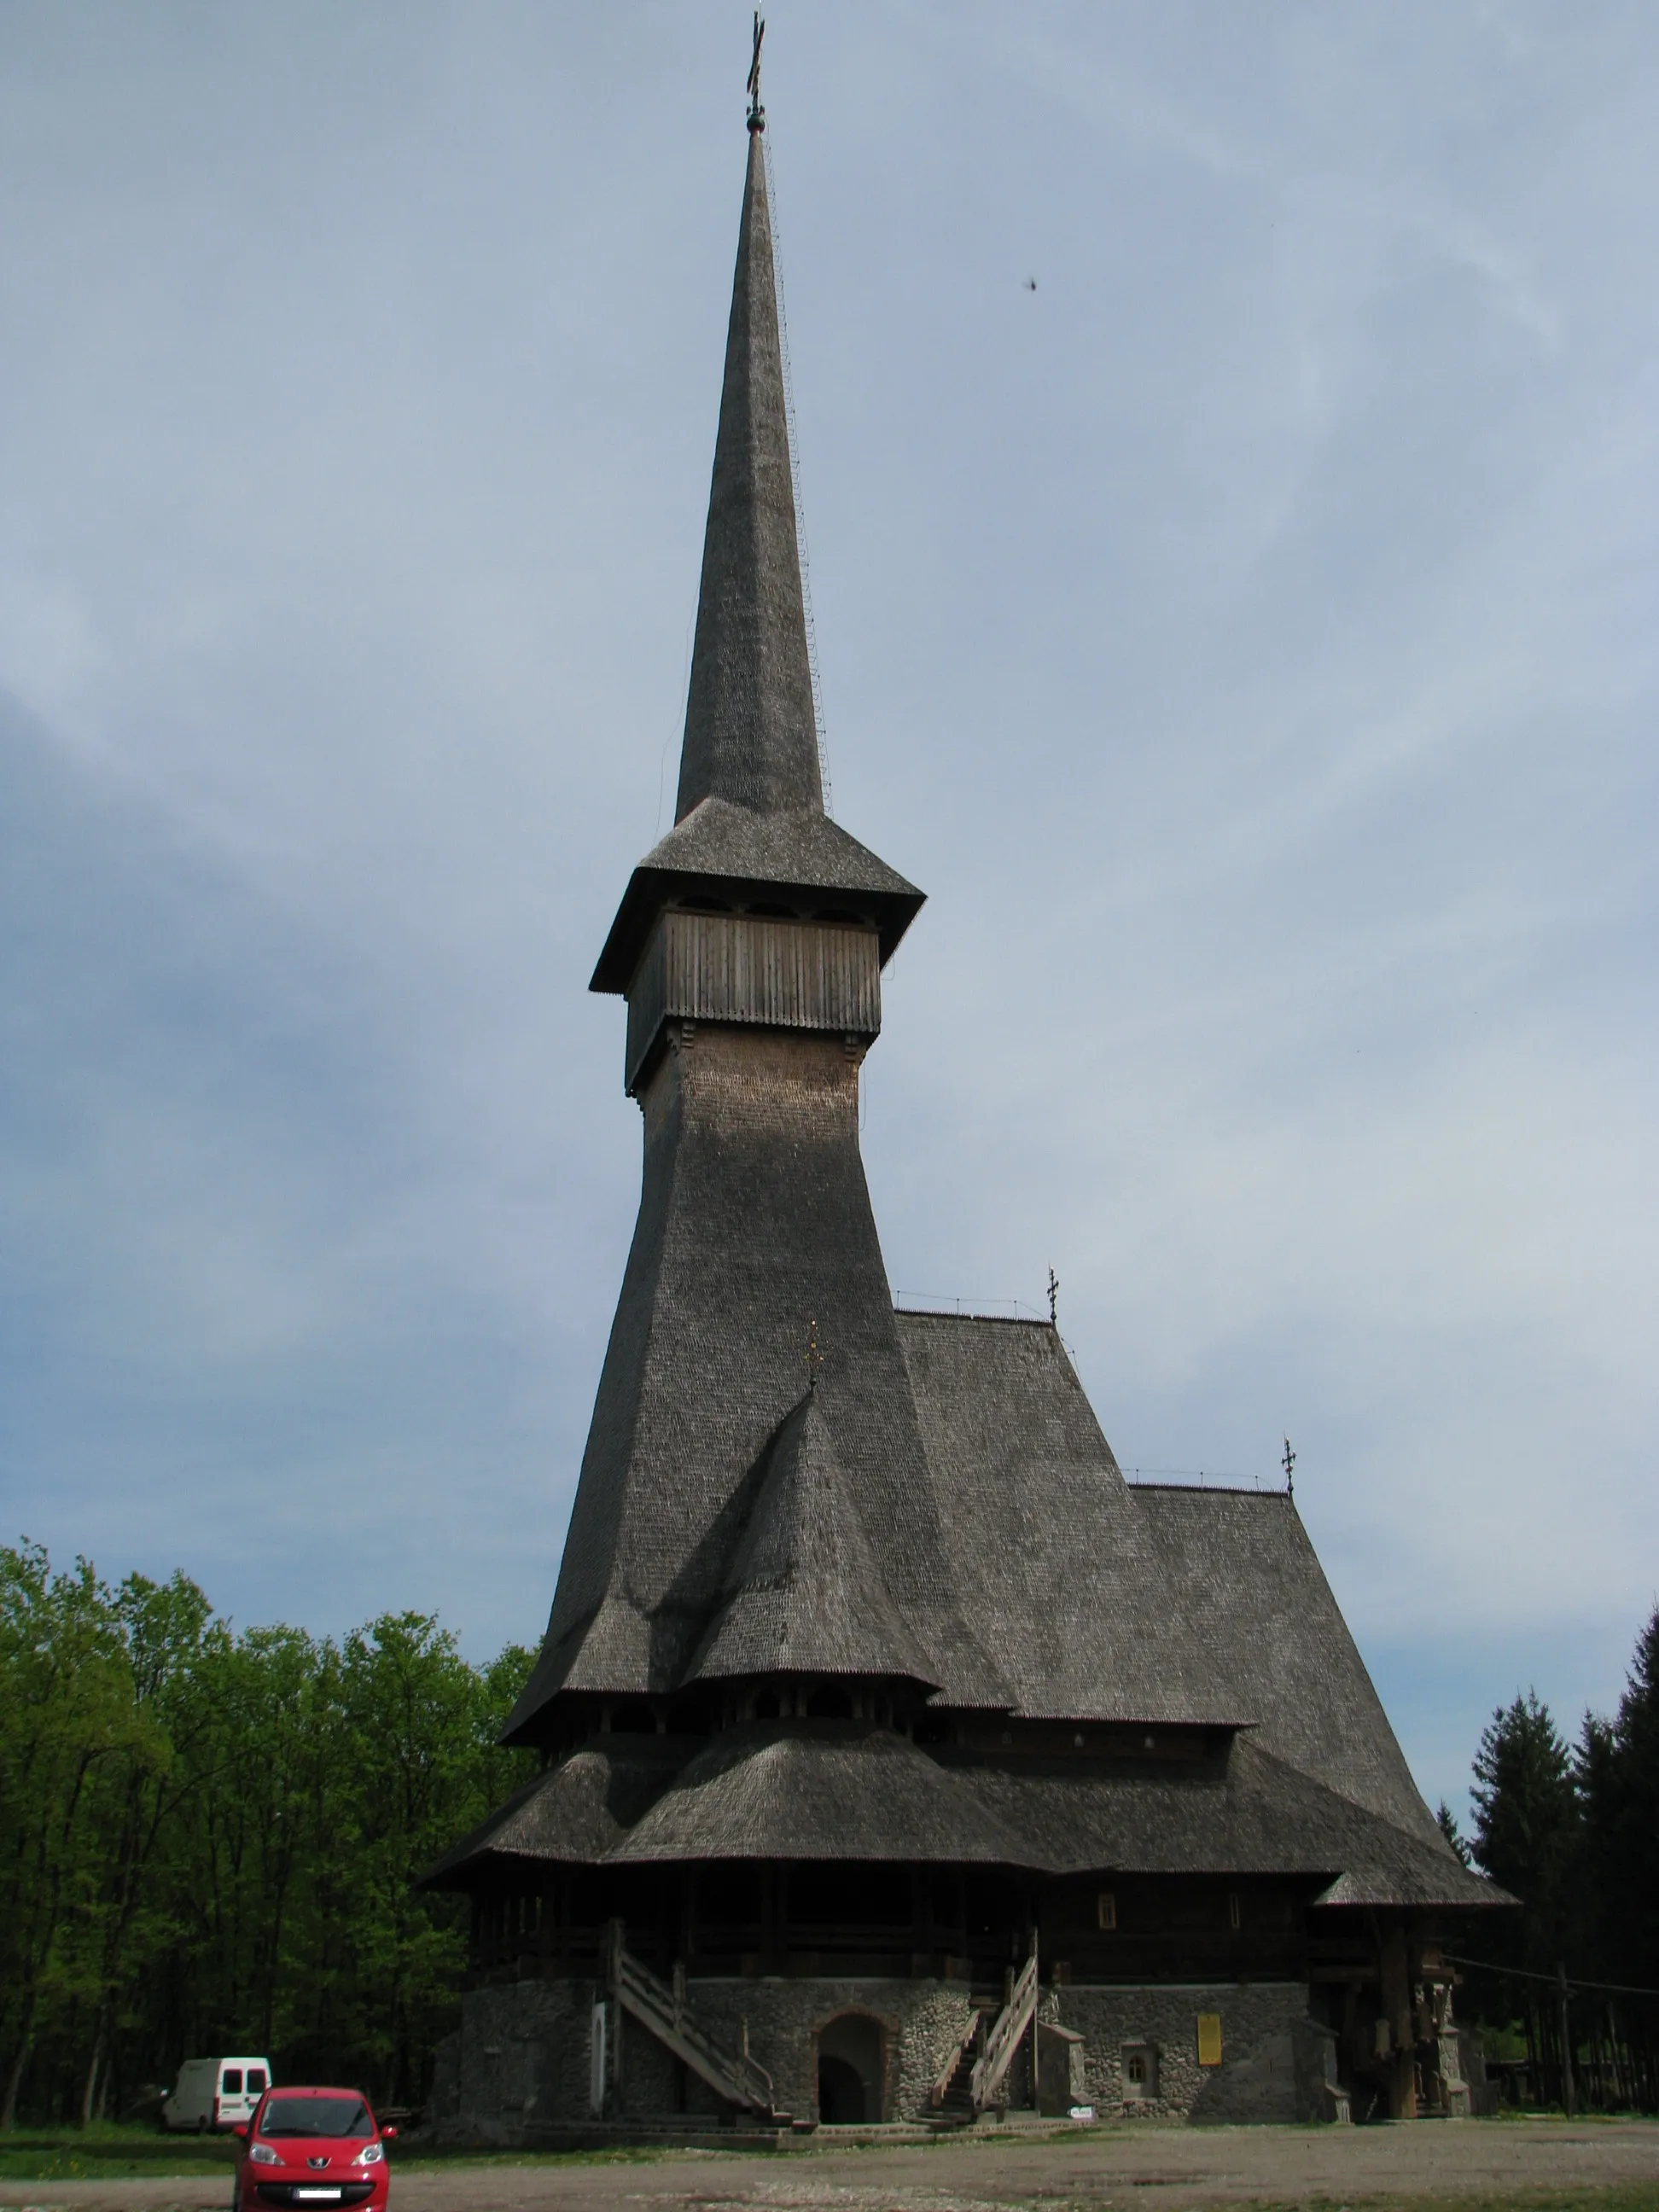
[0,2136,694,2185]
[0,2123,233,2182]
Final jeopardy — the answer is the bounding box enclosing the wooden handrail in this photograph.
[606,1923,780,2117]
[969,1943,1039,2112]
[929,2009,985,2107]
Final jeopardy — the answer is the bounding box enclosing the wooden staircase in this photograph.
[606,1924,786,2122]
[928,2015,986,2128]
[971,1945,1039,2114]
[928,1943,1040,2127]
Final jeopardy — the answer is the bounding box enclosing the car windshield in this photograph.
[259,2097,370,2139]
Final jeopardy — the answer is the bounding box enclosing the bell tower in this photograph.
[503,92,998,1745]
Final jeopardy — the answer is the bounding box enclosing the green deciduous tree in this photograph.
[0,1543,533,2128]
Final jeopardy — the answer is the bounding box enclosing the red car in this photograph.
[232,2087,395,2211]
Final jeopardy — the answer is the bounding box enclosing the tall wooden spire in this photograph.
[675,108,822,821]
[502,103,981,1745]
[586,104,924,1014]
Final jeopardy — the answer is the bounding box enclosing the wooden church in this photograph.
[425,56,1503,2138]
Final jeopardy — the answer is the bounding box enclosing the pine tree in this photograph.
[1436,1801,1472,1866]
[1605,1606,1659,1991]
[1470,1691,1579,1969]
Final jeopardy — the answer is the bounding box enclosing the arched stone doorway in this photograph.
[816,2012,884,2123]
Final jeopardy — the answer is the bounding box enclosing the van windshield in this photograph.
[259,2098,370,2139]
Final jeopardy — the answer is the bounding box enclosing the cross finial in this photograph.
[1282,1436,1296,1496]
[804,1313,824,1392]
[1047,1266,1059,1327]
[747,11,765,133]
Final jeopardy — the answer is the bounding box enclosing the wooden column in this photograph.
[1379,1921,1416,2120]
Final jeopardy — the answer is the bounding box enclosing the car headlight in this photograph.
[248,2143,281,2166]
[352,2140,384,2166]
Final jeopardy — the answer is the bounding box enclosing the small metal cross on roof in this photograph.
[1047,1266,1059,1326]
[804,1313,824,1393]
[747,11,765,131]
[1282,1436,1296,1497]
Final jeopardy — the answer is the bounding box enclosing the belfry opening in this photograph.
[422,49,1507,2138]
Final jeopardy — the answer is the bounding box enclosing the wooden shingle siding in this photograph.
[626,911,881,1091]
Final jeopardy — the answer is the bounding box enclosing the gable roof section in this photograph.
[896,1312,1243,1726]
[1132,1482,1448,1852]
[684,1393,940,1686]
[899,1310,1453,1859]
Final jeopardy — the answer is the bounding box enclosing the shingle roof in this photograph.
[896,1313,1241,1727]
[1131,1481,1447,1851]
[962,1735,1503,1904]
[428,1725,1506,1908]
[498,1071,1007,1745]
[418,1740,680,1887]
[610,1725,1024,1865]
[684,1393,940,1687]
[898,1312,1453,1853]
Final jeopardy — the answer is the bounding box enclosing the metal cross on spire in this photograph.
[1282,1437,1296,1497]
[747,11,765,132]
[1047,1266,1060,1327]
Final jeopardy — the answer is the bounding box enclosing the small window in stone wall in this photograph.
[1120,2042,1157,2099]
[1196,2012,1224,2067]
[1097,1891,1117,1931]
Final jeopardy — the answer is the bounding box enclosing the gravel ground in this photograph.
[2,2120,1655,2212]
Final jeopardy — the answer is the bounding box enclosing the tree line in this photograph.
[0,1541,534,2129]
[1441,1603,1659,2109]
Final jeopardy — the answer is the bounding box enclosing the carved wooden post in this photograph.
[1379,1921,1415,2119]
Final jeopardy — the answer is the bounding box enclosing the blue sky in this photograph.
[2,3,1655,1820]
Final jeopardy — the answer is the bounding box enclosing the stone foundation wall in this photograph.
[429,1975,1337,2139]
[1049,1982,1338,2123]
[428,1980,593,2143]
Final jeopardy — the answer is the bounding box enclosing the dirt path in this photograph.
[3,2119,1656,2212]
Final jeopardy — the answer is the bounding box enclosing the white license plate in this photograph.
[294,2193,342,2203]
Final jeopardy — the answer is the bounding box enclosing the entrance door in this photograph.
[816,2013,883,2123]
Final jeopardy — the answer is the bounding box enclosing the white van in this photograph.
[161,2056,271,2132]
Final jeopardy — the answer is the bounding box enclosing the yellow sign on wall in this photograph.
[1196,2012,1223,2067]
